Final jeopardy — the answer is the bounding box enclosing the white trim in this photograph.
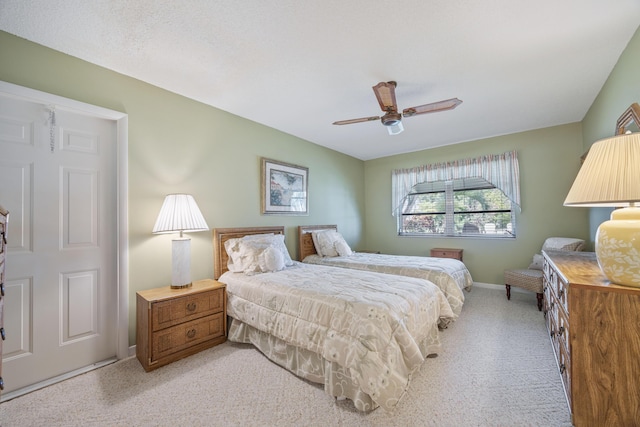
[0,357,117,402]
[0,80,130,361]
[474,281,536,294]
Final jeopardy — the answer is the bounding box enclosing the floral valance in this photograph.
[391,150,521,216]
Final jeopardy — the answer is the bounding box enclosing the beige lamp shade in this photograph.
[153,194,209,288]
[564,133,640,207]
[564,133,640,288]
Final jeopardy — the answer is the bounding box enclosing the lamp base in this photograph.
[170,283,192,289]
[595,206,640,288]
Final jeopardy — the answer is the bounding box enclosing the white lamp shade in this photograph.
[152,194,208,288]
[152,194,209,234]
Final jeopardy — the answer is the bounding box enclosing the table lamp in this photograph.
[564,132,640,287]
[152,194,209,288]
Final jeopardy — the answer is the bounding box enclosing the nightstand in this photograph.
[430,247,463,261]
[136,279,226,372]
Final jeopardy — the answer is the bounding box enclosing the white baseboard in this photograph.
[473,282,532,294]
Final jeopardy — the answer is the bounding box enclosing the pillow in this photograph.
[311,229,340,257]
[334,234,353,257]
[529,254,544,270]
[311,229,353,257]
[246,233,293,267]
[238,239,286,275]
[542,237,585,252]
[224,233,276,272]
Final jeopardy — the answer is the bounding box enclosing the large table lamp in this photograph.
[152,194,209,288]
[564,132,640,287]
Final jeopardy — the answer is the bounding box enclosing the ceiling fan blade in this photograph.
[372,81,398,113]
[403,98,462,118]
[332,116,380,125]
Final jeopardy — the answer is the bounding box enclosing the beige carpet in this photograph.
[0,285,573,427]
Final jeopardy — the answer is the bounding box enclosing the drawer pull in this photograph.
[559,326,565,335]
[0,327,4,340]
[186,302,196,312]
[559,364,566,374]
[186,329,196,339]
[0,376,4,390]
[550,330,556,338]
[1,282,4,297]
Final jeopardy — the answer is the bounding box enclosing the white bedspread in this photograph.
[220,262,454,411]
[303,252,473,317]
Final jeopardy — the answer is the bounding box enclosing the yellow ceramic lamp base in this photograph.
[595,206,640,287]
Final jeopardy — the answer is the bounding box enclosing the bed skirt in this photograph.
[227,317,440,412]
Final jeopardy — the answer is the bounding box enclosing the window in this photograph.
[399,178,516,237]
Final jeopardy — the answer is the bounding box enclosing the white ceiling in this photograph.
[1,1,639,160]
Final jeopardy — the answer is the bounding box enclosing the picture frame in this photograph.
[261,158,309,215]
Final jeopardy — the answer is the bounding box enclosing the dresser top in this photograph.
[543,250,640,294]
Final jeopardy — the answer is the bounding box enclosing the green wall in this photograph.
[581,25,640,240]
[0,31,365,345]
[363,123,589,285]
[1,24,638,345]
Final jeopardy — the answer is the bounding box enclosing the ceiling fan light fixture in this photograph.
[387,121,404,135]
[381,112,402,126]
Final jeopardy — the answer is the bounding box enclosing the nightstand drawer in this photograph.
[430,248,463,261]
[152,312,225,361]
[152,287,224,331]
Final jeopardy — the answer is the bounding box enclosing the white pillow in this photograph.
[244,233,293,266]
[334,235,353,257]
[311,229,353,257]
[238,239,286,275]
[311,229,340,257]
[224,233,275,272]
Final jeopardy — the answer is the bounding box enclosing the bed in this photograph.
[297,225,473,318]
[212,226,454,412]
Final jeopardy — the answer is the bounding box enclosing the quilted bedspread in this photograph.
[220,262,454,411]
[302,252,473,317]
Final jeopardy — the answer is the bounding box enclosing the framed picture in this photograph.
[261,158,309,215]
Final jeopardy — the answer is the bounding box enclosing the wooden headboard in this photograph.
[212,226,285,279]
[297,224,337,261]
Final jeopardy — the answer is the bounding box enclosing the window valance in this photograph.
[392,150,521,216]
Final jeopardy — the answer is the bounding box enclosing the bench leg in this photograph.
[536,293,543,311]
[506,284,511,300]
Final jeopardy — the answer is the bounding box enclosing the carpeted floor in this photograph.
[0,285,573,427]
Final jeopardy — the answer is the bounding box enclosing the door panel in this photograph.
[0,95,117,394]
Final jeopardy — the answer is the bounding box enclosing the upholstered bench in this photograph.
[504,268,544,311]
[504,237,585,311]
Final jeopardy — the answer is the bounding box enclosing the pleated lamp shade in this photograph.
[152,194,209,288]
[152,194,209,235]
[564,133,640,207]
[564,132,640,288]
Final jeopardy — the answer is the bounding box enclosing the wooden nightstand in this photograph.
[430,247,463,261]
[136,279,226,372]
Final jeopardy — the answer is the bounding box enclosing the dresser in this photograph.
[430,247,463,261]
[0,205,8,396]
[136,279,226,372]
[542,250,640,426]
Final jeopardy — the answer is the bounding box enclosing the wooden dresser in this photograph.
[136,279,226,372]
[0,205,7,396]
[542,250,640,426]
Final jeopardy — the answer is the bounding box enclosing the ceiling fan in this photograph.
[333,81,462,135]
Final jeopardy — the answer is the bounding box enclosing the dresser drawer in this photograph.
[152,312,225,362]
[152,287,224,331]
